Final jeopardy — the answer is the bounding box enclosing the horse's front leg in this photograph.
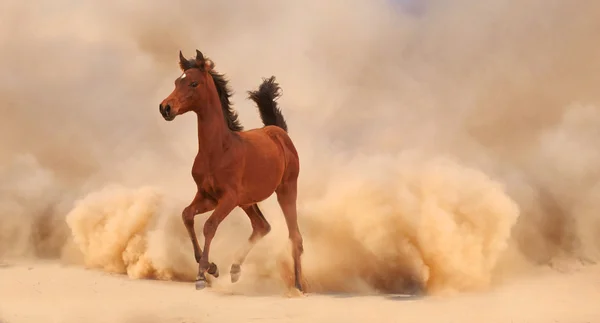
[182,191,216,265]
[195,193,238,290]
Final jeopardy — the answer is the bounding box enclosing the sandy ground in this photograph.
[1,260,599,323]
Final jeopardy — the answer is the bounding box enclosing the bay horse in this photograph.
[158,50,304,293]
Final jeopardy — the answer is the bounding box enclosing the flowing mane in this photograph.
[180,57,243,132]
[210,71,244,132]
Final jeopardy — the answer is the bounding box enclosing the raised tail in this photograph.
[247,76,288,132]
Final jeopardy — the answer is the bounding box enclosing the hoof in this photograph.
[195,271,210,290]
[285,287,306,298]
[195,279,208,290]
[230,264,241,283]
[207,262,219,278]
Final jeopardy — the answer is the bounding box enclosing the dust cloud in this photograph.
[1,0,599,296]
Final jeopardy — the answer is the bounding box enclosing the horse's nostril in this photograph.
[165,104,171,114]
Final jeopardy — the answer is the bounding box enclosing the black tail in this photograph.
[247,76,288,132]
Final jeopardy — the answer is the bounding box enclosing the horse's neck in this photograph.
[195,99,232,161]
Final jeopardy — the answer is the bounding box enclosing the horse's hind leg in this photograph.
[276,179,304,292]
[230,204,271,283]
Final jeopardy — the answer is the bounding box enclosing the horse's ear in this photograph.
[204,58,215,72]
[178,50,193,71]
[195,50,205,62]
[196,50,213,71]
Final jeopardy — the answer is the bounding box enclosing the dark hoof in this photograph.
[230,264,241,283]
[207,262,219,278]
[195,279,208,290]
[195,271,209,290]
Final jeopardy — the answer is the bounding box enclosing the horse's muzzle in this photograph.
[159,103,175,121]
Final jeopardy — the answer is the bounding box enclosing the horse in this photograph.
[158,49,304,293]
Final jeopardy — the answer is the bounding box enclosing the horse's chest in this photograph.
[191,156,236,201]
[192,173,223,200]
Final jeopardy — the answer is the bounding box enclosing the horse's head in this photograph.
[159,50,215,121]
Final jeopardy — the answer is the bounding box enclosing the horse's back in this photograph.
[240,125,299,178]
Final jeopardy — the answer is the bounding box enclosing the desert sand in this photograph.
[1,260,599,323]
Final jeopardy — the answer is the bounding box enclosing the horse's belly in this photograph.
[239,169,281,204]
[240,159,283,203]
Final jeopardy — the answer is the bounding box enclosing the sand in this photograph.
[1,260,599,323]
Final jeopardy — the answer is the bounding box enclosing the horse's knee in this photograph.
[251,222,271,241]
[182,207,195,226]
[297,239,304,255]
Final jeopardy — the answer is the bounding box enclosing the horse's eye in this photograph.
[190,81,198,87]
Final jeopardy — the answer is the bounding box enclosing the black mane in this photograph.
[181,57,244,132]
[210,71,244,132]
